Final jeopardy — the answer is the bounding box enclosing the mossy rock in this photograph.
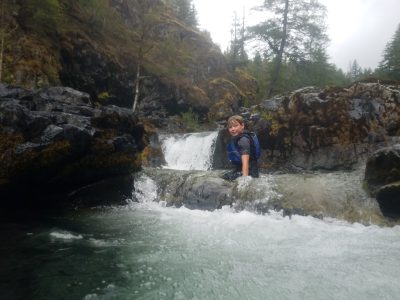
[207,78,245,121]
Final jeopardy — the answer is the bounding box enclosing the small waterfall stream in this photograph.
[138,132,382,222]
[159,131,218,170]
[2,132,400,300]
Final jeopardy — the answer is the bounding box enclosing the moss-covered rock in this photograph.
[241,82,400,171]
[207,78,245,121]
[0,83,148,201]
[2,1,257,129]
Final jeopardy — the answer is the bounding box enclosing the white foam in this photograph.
[160,131,218,170]
[50,231,83,240]
[133,174,158,203]
[73,196,400,299]
[236,175,252,190]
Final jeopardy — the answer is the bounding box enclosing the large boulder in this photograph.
[0,83,148,201]
[206,78,246,121]
[135,168,385,225]
[232,82,400,171]
[365,145,400,218]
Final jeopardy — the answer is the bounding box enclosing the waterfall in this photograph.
[159,131,218,171]
[6,137,396,300]
[144,131,381,224]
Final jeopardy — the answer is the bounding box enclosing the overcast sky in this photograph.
[193,0,400,71]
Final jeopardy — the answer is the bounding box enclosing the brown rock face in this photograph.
[249,82,400,170]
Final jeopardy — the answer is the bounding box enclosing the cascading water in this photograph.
[159,131,218,170]
[2,132,400,300]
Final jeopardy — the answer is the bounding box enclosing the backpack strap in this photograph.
[227,131,260,165]
[235,132,256,160]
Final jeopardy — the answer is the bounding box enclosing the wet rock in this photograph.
[140,131,166,168]
[0,83,147,200]
[183,176,232,210]
[376,182,400,219]
[137,169,233,210]
[207,78,245,121]
[365,145,400,218]
[39,86,91,105]
[136,168,385,225]
[365,145,400,193]
[231,82,400,171]
[211,130,231,169]
[41,125,65,143]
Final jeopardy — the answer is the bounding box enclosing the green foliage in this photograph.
[247,0,329,96]
[344,60,373,83]
[167,0,198,27]
[41,61,59,85]
[242,0,354,99]
[346,60,363,82]
[245,50,349,99]
[181,108,200,131]
[21,0,63,35]
[249,0,329,61]
[378,23,400,80]
[245,52,271,98]
[258,110,273,121]
[98,91,111,103]
[0,1,19,82]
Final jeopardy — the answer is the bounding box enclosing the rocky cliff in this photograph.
[1,0,257,129]
[0,83,146,203]
[226,82,400,171]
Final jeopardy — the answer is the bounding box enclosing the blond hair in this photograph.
[227,115,244,127]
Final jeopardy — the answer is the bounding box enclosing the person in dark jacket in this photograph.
[222,115,259,181]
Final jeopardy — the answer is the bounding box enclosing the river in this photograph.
[1,132,400,300]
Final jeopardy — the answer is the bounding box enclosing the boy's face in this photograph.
[228,120,245,137]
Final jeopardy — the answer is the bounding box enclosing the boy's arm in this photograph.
[241,154,250,176]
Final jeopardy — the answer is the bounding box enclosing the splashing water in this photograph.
[3,201,398,300]
[2,132,400,300]
[160,131,218,170]
[133,174,158,203]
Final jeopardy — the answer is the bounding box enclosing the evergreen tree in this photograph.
[225,10,248,70]
[283,47,333,88]
[347,59,363,82]
[248,0,329,96]
[246,48,349,99]
[188,2,198,27]
[168,0,198,27]
[329,67,349,86]
[247,52,271,97]
[345,60,375,82]
[378,23,400,80]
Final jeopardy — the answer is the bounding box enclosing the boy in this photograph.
[222,115,259,181]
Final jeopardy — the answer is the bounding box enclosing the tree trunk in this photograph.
[0,32,4,82]
[0,2,4,82]
[267,0,289,97]
[132,60,141,112]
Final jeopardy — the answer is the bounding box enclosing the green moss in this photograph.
[97,91,111,103]
[181,108,200,131]
[259,111,274,121]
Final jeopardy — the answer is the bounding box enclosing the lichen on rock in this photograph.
[0,83,148,199]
